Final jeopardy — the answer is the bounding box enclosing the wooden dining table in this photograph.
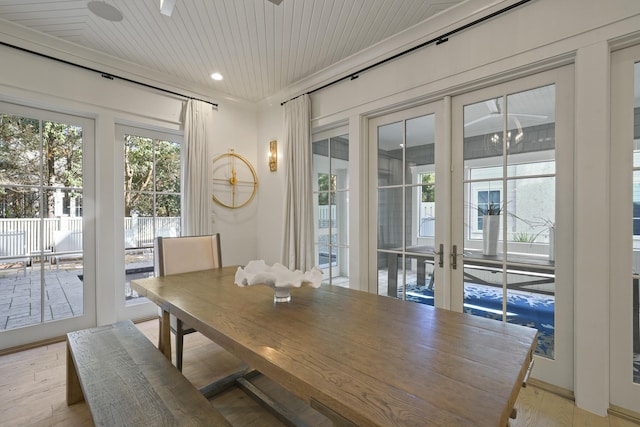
[131,266,537,427]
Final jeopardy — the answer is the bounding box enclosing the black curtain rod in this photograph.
[281,0,533,106]
[0,40,218,108]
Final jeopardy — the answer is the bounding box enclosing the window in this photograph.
[418,172,435,237]
[312,131,349,286]
[476,190,501,230]
[122,127,182,304]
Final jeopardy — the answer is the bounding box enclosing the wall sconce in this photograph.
[269,140,277,172]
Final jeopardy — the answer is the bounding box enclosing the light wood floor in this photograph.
[0,319,638,427]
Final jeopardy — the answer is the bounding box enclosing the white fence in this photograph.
[317,205,336,228]
[0,216,181,255]
[0,218,82,255]
[124,217,181,248]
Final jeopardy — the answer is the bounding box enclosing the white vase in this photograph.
[482,215,500,256]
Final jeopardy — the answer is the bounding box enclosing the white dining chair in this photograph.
[155,233,222,371]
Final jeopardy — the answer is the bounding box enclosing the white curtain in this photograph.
[183,99,214,236]
[281,94,315,270]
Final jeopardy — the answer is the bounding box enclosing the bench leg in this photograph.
[66,339,84,405]
[417,258,426,286]
[388,253,398,297]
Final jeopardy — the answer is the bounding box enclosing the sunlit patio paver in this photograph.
[0,265,83,330]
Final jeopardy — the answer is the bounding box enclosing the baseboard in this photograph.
[527,378,575,401]
[133,315,159,324]
[0,316,159,357]
[608,405,640,424]
[0,335,66,356]
[529,379,640,423]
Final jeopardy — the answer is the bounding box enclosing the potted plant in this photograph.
[548,223,555,261]
[480,202,501,256]
[512,215,555,261]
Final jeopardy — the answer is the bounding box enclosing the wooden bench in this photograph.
[66,319,231,427]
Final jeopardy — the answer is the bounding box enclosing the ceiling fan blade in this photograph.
[508,113,548,120]
[465,112,549,127]
[160,0,176,16]
[464,114,495,127]
[485,99,500,114]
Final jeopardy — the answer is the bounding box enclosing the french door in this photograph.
[0,101,95,348]
[369,101,450,308]
[369,66,574,388]
[610,44,640,414]
[451,66,574,388]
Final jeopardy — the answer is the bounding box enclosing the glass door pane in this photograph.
[0,114,85,330]
[375,112,437,305]
[631,63,640,386]
[461,85,557,359]
[312,133,349,286]
[123,131,181,305]
[610,44,640,415]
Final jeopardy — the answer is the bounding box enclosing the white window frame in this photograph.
[312,125,349,286]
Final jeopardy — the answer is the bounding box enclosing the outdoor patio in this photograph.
[0,261,83,331]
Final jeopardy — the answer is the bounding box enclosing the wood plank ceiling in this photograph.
[0,0,465,102]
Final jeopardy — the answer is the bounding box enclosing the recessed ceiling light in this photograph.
[210,73,223,81]
[88,1,123,22]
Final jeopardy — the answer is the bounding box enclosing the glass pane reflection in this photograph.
[632,62,640,383]
[378,121,403,186]
[462,86,557,359]
[313,133,349,286]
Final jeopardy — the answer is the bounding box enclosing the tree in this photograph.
[421,173,435,203]
[0,114,39,217]
[123,135,180,217]
[0,114,83,218]
[317,173,336,206]
[43,121,83,217]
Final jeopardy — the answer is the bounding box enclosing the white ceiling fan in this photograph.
[464,98,547,127]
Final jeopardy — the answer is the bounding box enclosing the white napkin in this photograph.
[235,260,322,288]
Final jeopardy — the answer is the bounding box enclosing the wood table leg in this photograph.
[161,307,172,360]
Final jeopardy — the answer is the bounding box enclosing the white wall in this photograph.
[0,42,258,346]
[256,0,640,417]
[209,101,260,266]
[256,106,285,265]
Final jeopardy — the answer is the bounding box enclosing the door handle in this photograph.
[435,243,444,268]
[451,245,458,270]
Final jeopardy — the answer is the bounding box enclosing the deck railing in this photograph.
[0,218,82,255]
[0,216,180,255]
